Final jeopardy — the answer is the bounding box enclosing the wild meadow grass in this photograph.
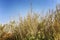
[0,5,60,40]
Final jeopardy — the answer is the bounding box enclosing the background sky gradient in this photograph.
[0,0,60,24]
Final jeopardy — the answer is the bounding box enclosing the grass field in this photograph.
[0,5,60,40]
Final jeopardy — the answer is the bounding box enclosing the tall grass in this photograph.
[0,5,60,40]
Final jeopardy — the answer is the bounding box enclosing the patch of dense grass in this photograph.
[0,5,60,40]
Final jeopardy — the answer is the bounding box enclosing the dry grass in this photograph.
[0,5,60,40]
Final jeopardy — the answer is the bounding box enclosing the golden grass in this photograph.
[0,5,60,40]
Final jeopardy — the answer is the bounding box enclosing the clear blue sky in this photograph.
[0,0,60,24]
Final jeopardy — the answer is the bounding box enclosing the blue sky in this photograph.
[0,0,60,24]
